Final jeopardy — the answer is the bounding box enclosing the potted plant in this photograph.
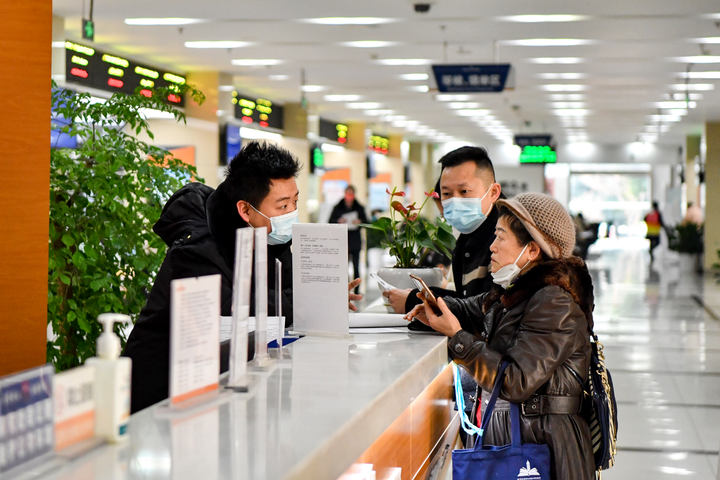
[363,187,456,290]
[667,222,704,274]
[48,81,204,371]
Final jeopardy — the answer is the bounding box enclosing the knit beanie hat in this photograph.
[496,193,576,259]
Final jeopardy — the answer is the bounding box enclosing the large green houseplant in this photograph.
[667,222,704,274]
[48,82,204,371]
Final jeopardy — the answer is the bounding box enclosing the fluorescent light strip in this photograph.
[342,41,396,48]
[346,102,382,109]
[541,84,587,91]
[456,109,491,117]
[232,59,283,66]
[435,94,472,101]
[655,101,696,109]
[530,57,583,64]
[551,102,586,108]
[185,41,253,49]
[674,56,720,63]
[300,85,326,92]
[499,15,589,23]
[681,71,720,79]
[537,73,586,79]
[269,75,290,81]
[301,17,397,25]
[503,38,593,46]
[376,59,432,65]
[549,94,585,100]
[324,94,362,102]
[669,83,714,91]
[400,73,429,81]
[125,18,204,25]
[408,85,429,92]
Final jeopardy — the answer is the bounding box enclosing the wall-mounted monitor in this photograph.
[319,118,348,144]
[232,92,284,130]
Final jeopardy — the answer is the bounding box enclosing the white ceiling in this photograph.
[52,0,720,147]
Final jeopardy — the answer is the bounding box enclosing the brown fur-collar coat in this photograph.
[444,257,596,480]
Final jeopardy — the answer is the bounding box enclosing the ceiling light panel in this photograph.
[269,75,290,81]
[125,18,204,25]
[655,101,696,109]
[549,94,586,100]
[400,73,429,81]
[346,102,383,109]
[537,73,586,79]
[324,94,362,102]
[500,15,589,23]
[681,71,720,79]
[541,84,587,91]
[503,39,593,46]
[301,17,397,25]
[669,83,714,91]
[408,85,429,92]
[530,57,584,64]
[300,85,326,92]
[674,56,720,63]
[342,41,396,48]
[456,109,491,117]
[551,102,586,108]
[376,59,432,65]
[185,41,253,49]
[435,94,473,101]
[554,109,590,116]
[448,102,482,109]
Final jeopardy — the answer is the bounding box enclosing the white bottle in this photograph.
[86,313,132,443]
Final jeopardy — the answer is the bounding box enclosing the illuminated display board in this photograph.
[519,146,557,164]
[232,91,284,130]
[368,134,389,155]
[65,41,186,106]
[319,118,349,144]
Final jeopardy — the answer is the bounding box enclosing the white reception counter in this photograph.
[32,332,455,480]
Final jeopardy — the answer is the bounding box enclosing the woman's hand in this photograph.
[421,296,462,338]
[404,302,429,325]
[348,278,362,311]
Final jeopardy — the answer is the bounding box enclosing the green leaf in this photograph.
[416,230,436,252]
[61,233,75,247]
[59,274,71,285]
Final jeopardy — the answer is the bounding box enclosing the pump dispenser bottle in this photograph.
[86,313,132,443]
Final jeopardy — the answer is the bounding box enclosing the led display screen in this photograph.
[319,118,348,144]
[232,92,284,130]
[64,41,186,106]
[519,146,557,164]
[368,134,389,155]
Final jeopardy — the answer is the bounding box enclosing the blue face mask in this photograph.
[441,188,492,235]
[250,205,299,245]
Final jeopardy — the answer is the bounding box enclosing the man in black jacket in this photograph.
[383,146,502,316]
[329,185,368,284]
[125,142,362,413]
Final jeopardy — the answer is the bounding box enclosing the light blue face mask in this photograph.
[441,188,492,235]
[250,205,299,245]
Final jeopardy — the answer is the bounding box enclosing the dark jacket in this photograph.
[445,257,595,480]
[123,182,293,413]
[404,205,499,312]
[328,199,368,252]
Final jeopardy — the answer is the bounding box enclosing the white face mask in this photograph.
[491,244,530,289]
[249,205,298,245]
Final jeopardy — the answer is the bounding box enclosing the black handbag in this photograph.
[566,331,618,474]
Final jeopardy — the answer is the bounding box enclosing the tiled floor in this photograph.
[363,239,720,479]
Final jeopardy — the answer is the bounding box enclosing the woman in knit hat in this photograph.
[406,192,596,480]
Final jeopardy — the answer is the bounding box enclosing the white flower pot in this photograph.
[376,267,444,290]
[678,253,702,274]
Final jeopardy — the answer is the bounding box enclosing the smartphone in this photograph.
[409,274,443,315]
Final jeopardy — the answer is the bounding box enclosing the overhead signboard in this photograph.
[514,134,553,148]
[432,64,514,93]
[319,118,349,144]
[368,134,389,155]
[519,146,557,164]
[65,41,186,106]
[232,92,284,130]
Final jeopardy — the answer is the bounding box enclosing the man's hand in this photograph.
[420,296,461,338]
[348,278,363,311]
[404,299,429,325]
[382,288,412,314]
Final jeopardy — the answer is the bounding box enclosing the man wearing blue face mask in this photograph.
[383,146,502,317]
[125,141,362,412]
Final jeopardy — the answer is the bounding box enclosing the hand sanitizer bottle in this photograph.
[86,313,132,443]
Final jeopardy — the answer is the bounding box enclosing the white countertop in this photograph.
[37,332,448,480]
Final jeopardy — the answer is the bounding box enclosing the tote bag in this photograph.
[452,362,551,480]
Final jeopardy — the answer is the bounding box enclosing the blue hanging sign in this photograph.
[432,64,513,93]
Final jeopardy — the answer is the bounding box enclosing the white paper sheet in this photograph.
[348,313,410,328]
[220,316,284,343]
[341,211,359,231]
[228,228,253,387]
[292,223,349,336]
[170,275,221,403]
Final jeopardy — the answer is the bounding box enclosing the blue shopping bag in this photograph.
[452,362,551,480]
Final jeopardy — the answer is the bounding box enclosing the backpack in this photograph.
[566,331,618,476]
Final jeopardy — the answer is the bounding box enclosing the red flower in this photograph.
[407,202,418,211]
[385,187,406,197]
[391,201,408,215]
[407,213,418,221]
[425,190,440,199]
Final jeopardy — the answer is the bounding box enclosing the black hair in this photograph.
[652,201,659,210]
[438,146,496,183]
[346,185,356,194]
[224,141,301,207]
[434,177,441,194]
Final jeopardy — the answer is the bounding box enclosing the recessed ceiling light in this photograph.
[671,92,703,100]
[400,73,429,81]
[680,71,720,79]
[185,41,253,49]
[689,37,720,44]
[346,102,383,109]
[669,83,714,91]
[674,56,720,63]
[376,59,432,65]
[300,85,326,92]
[537,73,586,79]
[231,59,284,66]
[456,109,491,117]
[324,94,362,101]
[51,41,65,48]
[301,17,397,25]
[655,101,696,109]
[125,18,204,25]
[499,15,589,23]
[503,39,593,47]
[529,57,583,64]
[408,85,429,92]
[218,85,235,91]
[666,109,689,116]
[269,75,290,81]
[435,94,472,101]
[342,41,396,48]
[541,84,587,91]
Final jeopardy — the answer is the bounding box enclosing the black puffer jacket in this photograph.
[124,182,293,413]
[445,257,595,480]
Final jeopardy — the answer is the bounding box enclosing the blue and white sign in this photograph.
[432,64,514,93]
